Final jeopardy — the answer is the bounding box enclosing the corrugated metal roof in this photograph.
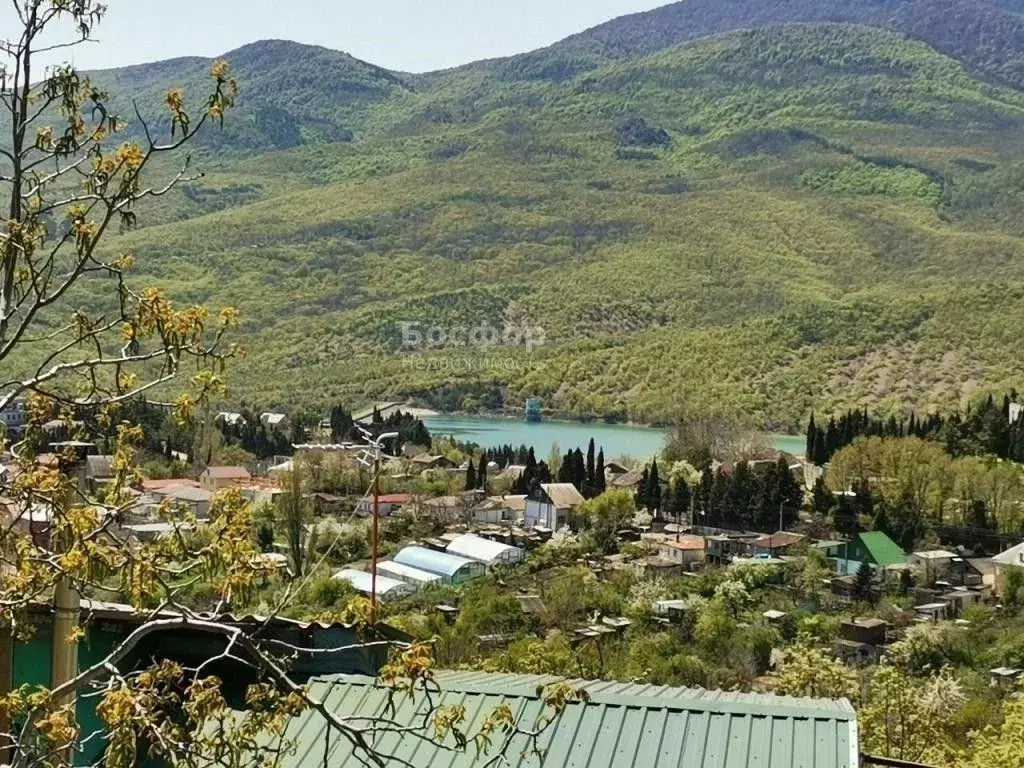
[856,531,906,566]
[264,670,857,768]
[446,533,524,564]
[393,546,484,578]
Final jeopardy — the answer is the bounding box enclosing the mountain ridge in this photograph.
[14,7,1024,424]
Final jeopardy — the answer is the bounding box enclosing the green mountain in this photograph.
[492,0,1024,88]
[46,13,1024,428]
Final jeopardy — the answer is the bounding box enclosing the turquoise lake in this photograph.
[423,414,804,460]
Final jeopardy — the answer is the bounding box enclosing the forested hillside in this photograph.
[26,12,1024,428]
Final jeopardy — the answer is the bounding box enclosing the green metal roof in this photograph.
[856,531,906,566]
[271,670,858,768]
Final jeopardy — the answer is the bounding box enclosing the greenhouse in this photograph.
[375,560,443,589]
[332,569,416,601]
[445,534,524,566]
[393,546,485,585]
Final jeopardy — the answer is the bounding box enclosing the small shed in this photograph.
[375,561,443,589]
[915,602,951,622]
[445,533,524,566]
[990,667,1023,687]
[393,546,485,585]
[332,569,416,601]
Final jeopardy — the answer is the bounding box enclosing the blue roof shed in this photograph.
[393,546,485,584]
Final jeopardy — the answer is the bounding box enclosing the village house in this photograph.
[260,412,289,431]
[354,493,413,517]
[419,495,468,522]
[236,479,285,506]
[992,540,1024,595]
[637,556,683,578]
[705,531,762,564]
[410,454,457,471]
[470,495,524,525]
[151,485,214,518]
[836,531,906,575]
[199,465,252,492]
[0,396,27,435]
[909,549,983,588]
[214,411,246,428]
[84,454,115,493]
[642,532,706,568]
[524,483,585,530]
[835,618,888,666]
[752,531,805,557]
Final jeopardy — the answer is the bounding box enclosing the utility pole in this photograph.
[356,427,398,626]
[370,452,380,624]
[51,453,83,765]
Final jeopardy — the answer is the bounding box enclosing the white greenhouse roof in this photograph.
[376,560,442,585]
[332,569,415,599]
[393,546,482,578]
[445,533,523,564]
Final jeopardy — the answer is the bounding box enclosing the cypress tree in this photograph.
[855,560,873,600]
[636,467,650,509]
[477,453,488,491]
[670,476,691,525]
[557,451,573,483]
[647,459,661,514]
[805,413,816,462]
[585,438,596,497]
[572,448,586,491]
[465,459,477,491]
[595,449,606,494]
[812,428,828,466]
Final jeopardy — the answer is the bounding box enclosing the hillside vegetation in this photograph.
[24,18,1024,427]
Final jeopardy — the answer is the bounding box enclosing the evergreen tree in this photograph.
[811,476,833,518]
[710,469,730,525]
[595,449,606,494]
[647,459,661,515]
[855,560,874,600]
[636,467,650,509]
[669,476,691,526]
[575,449,586,491]
[557,451,573,483]
[812,428,828,466]
[477,453,488,492]
[726,460,754,527]
[698,466,714,521]
[329,404,354,442]
[585,438,596,496]
[805,413,816,462]
[465,458,477,491]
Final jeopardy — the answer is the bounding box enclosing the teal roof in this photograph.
[270,670,858,768]
[856,531,906,566]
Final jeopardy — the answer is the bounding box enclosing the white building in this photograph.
[0,397,27,433]
[992,540,1024,595]
[524,483,585,530]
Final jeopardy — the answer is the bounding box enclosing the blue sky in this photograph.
[2,0,668,72]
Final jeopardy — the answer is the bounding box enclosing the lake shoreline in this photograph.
[421,413,806,460]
